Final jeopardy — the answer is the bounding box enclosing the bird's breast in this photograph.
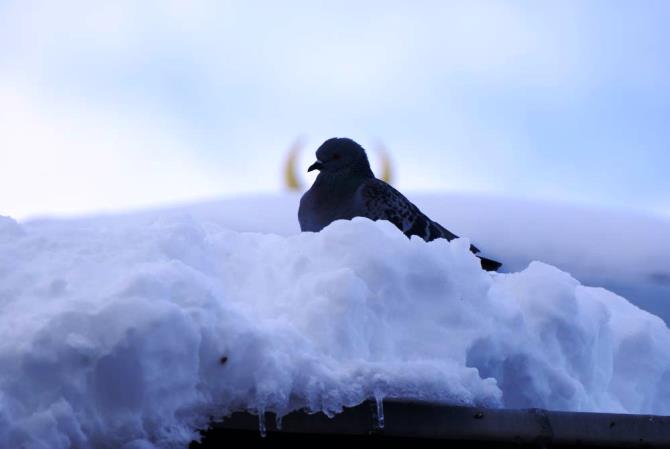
[298,185,358,232]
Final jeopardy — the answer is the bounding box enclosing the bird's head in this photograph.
[308,138,373,177]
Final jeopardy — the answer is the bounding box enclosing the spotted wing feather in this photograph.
[357,179,479,250]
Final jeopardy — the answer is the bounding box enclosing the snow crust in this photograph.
[2,201,670,448]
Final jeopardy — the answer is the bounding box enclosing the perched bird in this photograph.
[298,137,502,271]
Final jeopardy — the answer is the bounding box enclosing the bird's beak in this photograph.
[308,160,324,172]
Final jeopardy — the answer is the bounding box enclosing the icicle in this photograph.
[258,410,267,438]
[375,395,385,429]
[275,414,283,431]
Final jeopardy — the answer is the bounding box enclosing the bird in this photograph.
[298,137,502,271]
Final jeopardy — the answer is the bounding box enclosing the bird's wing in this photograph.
[357,178,473,247]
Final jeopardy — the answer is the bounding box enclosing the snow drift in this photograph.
[33,193,670,323]
[1,204,670,448]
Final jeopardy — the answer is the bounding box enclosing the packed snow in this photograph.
[2,195,670,448]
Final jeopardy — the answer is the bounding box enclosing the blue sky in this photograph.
[1,1,669,219]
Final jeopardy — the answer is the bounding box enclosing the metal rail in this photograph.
[192,400,670,448]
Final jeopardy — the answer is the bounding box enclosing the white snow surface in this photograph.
[2,195,670,448]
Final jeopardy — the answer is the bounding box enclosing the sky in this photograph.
[1,0,669,219]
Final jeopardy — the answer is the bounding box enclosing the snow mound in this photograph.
[1,215,669,448]
[0,215,24,240]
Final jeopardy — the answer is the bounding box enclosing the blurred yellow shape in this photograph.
[284,138,305,191]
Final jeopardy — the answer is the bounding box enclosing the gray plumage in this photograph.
[298,137,501,271]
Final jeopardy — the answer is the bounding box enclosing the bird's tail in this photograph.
[478,255,502,272]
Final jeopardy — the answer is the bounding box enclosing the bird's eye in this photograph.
[332,153,341,160]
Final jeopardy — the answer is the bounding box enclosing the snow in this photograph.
[2,195,670,448]
[32,193,670,321]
